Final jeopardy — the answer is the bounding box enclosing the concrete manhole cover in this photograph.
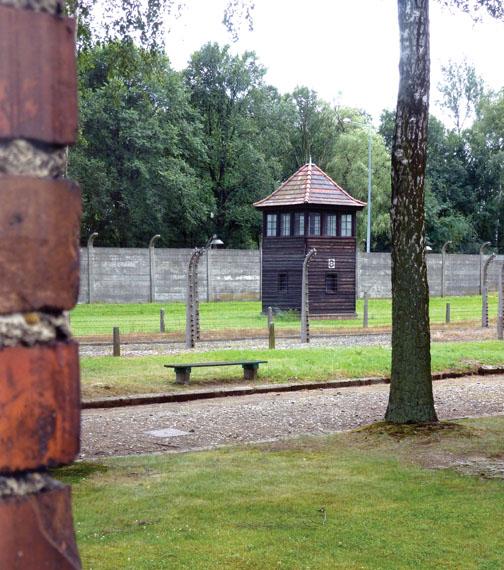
[146,428,190,438]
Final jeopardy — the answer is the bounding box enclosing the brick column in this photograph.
[0,1,82,568]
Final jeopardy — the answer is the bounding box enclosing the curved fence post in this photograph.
[482,253,496,328]
[479,241,492,295]
[498,263,504,340]
[87,232,98,304]
[301,248,317,343]
[148,234,161,303]
[441,240,452,298]
[185,248,204,348]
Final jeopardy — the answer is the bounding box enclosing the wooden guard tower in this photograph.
[254,162,365,317]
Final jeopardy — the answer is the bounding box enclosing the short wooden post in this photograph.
[267,306,273,327]
[445,302,451,324]
[268,322,275,349]
[113,327,121,357]
[160,308,165,333]
[363,293,369,328]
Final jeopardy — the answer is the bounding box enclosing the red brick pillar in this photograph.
[0,1,82,568]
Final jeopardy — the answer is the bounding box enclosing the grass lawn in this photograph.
[55,416,504,569]
[81,340,504,399]
[71,294,497,338]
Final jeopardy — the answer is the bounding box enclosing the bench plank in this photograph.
[164,360,268,369]
[164,360,268,385]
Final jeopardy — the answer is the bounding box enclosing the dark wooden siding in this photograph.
[306,237,357,314]
[262,237,305,311]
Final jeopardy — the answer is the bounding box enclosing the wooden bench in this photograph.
[164,360,268,385]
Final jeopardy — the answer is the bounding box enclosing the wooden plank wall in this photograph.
[306,237,357,314]
[262,237,306,311]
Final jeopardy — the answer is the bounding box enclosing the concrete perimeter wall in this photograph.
[358,253,504,298]
[79,248,503,303]
[78,248,260,304]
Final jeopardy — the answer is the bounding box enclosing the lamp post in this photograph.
[204,234,224,302]
[343,118,372,253]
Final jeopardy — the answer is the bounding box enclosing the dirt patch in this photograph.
[355,420,471,439]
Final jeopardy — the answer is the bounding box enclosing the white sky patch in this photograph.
[164,0,504,127]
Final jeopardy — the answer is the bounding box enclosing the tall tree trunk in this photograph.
[385,0,438,423]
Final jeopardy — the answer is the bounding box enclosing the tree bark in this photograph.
[385,0,438,423]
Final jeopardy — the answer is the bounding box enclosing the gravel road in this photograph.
[81,374,504,459]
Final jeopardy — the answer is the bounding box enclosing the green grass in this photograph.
[70,294,497,337]
[81,339,504,399]
[55,416,504,569]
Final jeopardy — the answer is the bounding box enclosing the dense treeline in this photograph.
[70,41,504,252]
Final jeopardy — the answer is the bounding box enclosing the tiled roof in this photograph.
[254,163,366,209]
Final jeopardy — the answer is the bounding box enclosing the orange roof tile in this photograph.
[254,163,366,209]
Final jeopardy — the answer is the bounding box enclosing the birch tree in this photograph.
[386,0,437,423]
[386,0,504,423]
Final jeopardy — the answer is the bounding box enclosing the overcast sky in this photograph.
[164,0,504,126]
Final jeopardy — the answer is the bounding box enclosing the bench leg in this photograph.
[174,367,191,385]
[243,364,259,381]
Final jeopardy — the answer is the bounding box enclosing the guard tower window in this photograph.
[340,214,352,237]
[281,214,291,236]
[278,273,288,292]
[309,213,321,236]
[266,214,278,237]
[326,214,337,236]
[294,213,305,236]
[325,273,337,294]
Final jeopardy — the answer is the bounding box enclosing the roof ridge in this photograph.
[315,164,367,206]
[253,164,307,207]
[253,162,366,209]
[303,162,312,203]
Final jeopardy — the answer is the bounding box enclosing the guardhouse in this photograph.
[254,162,365,317]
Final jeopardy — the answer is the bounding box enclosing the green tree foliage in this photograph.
[466,90,504,249]
[327,121,391,250]
[70,42,212,246]
[184,43,287,247]
[438,59,485,133]
[71,33,504,251]
[283,87,343,172]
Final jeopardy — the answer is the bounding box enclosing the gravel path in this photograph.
[81,374,504,459]
[78,333,392,357]
[78,326,497,357]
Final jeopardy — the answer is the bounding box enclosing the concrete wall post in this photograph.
[148,234,161,303]
[441,241,452,298]
[87,232,98,304]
